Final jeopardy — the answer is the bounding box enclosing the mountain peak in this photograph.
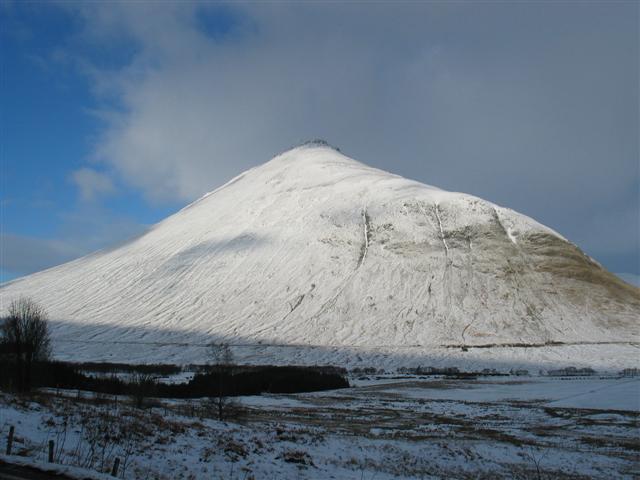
[259,139,370,176]
[296,139,341,151]
[274,138,351,167]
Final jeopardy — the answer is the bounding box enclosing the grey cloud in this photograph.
[616,273,640,288]
[0,233,82,275]
[56,1,638,273]
[1,208,147,279]
[70,168,116,201]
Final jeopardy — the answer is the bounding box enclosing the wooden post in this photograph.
[6,425,14,455]
[48,439,54,462]
[111,457,120,477]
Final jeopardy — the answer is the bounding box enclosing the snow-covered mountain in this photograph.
[2,143,638,369]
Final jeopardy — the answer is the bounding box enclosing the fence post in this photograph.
[48,439,54,462]
[111,457,120,477]
[6,425,14,455]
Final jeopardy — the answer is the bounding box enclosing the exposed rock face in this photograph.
[1,144,638,365]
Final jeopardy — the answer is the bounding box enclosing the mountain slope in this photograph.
[2,143,638,368]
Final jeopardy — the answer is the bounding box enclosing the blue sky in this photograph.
[1,1,638,284]
[0,2,189,280]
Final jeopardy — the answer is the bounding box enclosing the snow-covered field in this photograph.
[1,376,638,479]
[47,341,640,375]
[354,375,640,411]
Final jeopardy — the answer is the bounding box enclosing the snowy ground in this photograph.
[348,375,640,411]
[0,376,638,479]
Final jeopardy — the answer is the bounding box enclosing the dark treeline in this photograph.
[0,361,349,397]
[72,362,182,375]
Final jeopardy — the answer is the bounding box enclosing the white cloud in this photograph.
[53,2,638,268]
[70,168,116,201]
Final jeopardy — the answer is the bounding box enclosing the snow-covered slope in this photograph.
[2,143,639,368]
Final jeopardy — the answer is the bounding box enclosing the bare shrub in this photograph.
[523,446,548,480]
[278,449,315,467]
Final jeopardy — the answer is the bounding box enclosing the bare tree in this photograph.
[130,372,156,409]
[1,297,52,391]
[207,342,236,420]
